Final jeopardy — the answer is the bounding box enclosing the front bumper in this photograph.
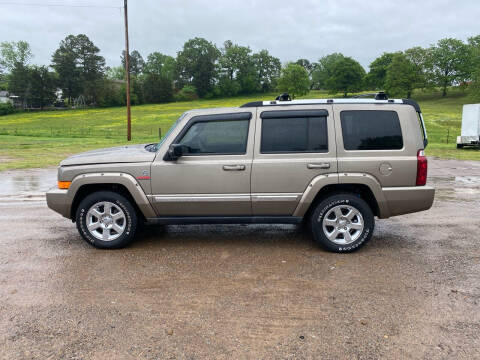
[46,187,70,218]
[382,186,435,217]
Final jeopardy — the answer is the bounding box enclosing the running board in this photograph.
[146,216,303,225]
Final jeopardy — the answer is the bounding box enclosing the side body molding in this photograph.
[67,172,156,218]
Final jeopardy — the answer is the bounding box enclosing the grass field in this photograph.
[0,88,479,170]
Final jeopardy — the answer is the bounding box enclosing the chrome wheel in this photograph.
[86,201,126,241]
[322,204,364,245]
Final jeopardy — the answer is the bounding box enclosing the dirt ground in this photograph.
[0,158,479,359]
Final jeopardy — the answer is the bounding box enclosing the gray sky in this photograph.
[1,0,479,70]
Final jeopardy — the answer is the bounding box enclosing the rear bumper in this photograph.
[46,187,70,218]
[381,186,435,218]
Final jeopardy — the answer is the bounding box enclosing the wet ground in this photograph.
[0,158,479,359]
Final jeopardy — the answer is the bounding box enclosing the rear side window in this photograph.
[261,117,328,153]
[340,110,403,150]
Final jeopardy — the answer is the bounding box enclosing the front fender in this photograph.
[67,172,156,219]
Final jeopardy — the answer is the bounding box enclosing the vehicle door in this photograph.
[251,105,337,215]
[150,109,255,216]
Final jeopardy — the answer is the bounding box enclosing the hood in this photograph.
[60,143,156,166]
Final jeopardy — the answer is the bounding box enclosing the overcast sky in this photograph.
[1,0,480,70]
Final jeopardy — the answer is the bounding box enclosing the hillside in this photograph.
[0,89,478,170]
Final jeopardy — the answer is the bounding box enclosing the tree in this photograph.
[7,63,30,107]
[311,53,345,90]
[404,46,430,89]
[0,41,32,72]
[468,35,480,100]
[28,66,57,109]
[96,78,124,107]
[385,53,416,98]
[218,41,257,94]
[121,50,144,76]
[106,66,126,80]
[251,49,281,92]
[295,59,315,88]
[276,63,310,99]
[143,73,173,103]
[325,56,365,97]
[143,52,176,80]
[176,37,220,97]
[295,59,312,73]
[8,64,56,108]
[428,38,471,96]
[51,34,105,103]
[365,52,397,89]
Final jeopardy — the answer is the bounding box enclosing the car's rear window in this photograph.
[340,110,403,150]
[261,116,328,153]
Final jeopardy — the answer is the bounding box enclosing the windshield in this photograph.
[157,112,188,150]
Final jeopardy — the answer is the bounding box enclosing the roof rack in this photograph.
[240,92,420,112]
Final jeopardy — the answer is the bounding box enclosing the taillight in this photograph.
[416,149,427,186]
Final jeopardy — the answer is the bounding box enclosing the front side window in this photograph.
[261,117,328,153]
[340,110,403,150]
[178,119,249,155]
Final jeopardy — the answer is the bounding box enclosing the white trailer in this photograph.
[457,104,480,148]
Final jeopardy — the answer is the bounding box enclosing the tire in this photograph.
[457,144,464,149]
[75,191,138,249]
[310,193,374,253]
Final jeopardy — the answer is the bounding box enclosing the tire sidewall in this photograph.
[76,191,137,249]
[311,194,374,252]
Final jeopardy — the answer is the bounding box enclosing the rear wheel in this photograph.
[310,193,374,252]
[457,144,464,149]
[75,191,138,249]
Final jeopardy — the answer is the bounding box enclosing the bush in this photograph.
[143,74,174,103]
[97,79,125,107]
[175,85,198,101]
[0,102,15,116]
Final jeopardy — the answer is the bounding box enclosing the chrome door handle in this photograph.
[223,164,246,171]
[307,163,330,169]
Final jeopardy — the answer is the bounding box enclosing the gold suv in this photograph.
[47,93,435,252]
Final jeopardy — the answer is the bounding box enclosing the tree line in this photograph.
[1,34,480,113]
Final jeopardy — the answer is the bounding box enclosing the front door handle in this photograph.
[223,164,246,171]
[307,163,330,169]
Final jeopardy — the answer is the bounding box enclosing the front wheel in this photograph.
[310,193,374,252]
[75,191,138,249]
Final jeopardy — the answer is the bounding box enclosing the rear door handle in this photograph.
[307,163,330,169]
[223,164,246,171]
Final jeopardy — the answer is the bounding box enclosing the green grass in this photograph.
[0,88,479,171]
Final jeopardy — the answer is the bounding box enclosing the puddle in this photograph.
[0,168,56,199]
[455,176,480,185]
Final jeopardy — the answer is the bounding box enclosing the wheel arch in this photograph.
[294,173,389,218]
[302,183,380,221]
[66,173,156,221]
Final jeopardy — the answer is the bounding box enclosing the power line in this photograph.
[0,1,122,9]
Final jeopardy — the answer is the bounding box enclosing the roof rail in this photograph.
[240,92,422,113]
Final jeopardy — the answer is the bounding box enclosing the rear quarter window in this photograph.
[340,110,403,150]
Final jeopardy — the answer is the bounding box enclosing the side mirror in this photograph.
[165,144,188,161]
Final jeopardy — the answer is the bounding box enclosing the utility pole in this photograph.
[124,0,131,141]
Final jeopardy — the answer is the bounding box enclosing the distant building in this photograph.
[0,90,12,104]
[0,91,23,107]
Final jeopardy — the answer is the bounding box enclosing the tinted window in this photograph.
[340,110,403,150]
[178,119,249,155]
[261,117,328,153]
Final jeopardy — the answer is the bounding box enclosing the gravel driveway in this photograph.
[0,158,479,359]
